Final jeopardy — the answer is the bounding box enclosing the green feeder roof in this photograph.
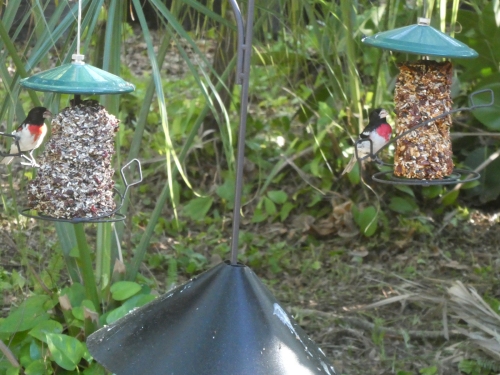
[21,55,135,95]
[362,18,478,58]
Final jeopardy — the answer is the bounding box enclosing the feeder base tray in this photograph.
[372,168,480,186]
[19,208,125,224]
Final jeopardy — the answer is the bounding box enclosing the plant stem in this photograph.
[74,223,100,313]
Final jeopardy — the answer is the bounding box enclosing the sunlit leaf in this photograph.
[110,281,142,301]
[46,333,84,371]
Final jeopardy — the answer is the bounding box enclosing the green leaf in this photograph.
[419,365,438,375]
[471,81,500,130]
[29,320,63,342]
[6,367,20,375]
[458,359,479,374]
[24,359,47,375]
[267,190,288,204]
[353,206,378,237]
[46,333,84,371]
[215,178,235,208]
[388,197,417,214]
[441,189,459,206]
[106,294,156,324]
[394,184,415,197]
[83,362,107,375]
[110,281,142,301]
[30,341,42,361]
[347,162,361,185]
[263,197,277,216]
[252,207,268,223]
[0,295,51,333]
[72,300,97,321]
[421,185,443,199]
[280,202,295,222]
[182,197,213,220]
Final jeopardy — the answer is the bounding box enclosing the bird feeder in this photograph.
[87,0,338,374]
[15,0,140,223]
[362,17,489,186]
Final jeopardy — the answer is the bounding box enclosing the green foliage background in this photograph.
[0,0,499,373]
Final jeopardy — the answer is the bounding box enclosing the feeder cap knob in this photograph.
[72,54,85,65]
[418,17,430,26]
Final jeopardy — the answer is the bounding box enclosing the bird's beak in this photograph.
[379,109,389,118]
[43,110,53,119]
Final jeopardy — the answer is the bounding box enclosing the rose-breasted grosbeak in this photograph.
[342,108,392,175]
[1,107,52,167]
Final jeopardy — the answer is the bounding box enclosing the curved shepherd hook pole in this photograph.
[228,0,255,265]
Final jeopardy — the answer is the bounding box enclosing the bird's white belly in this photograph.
[10,126,45,153]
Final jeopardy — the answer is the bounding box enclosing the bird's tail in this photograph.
[0,156,14,165]
[341,155,357,176]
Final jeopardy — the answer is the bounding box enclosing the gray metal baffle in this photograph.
[87,1,338,374]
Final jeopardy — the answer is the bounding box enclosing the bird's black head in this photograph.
[370,108,389,121]
[25,107,52,125]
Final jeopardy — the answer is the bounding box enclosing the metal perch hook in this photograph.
[228,0,255,265]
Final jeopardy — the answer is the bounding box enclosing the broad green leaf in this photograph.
[252,207,268,223]
[106,294,156,324]
[46,333,84,371]
[0,295,51,333]
[72,300,97,321]
[60,283,86,308]
[215,178,235,205]
[30,341,42,361]
[110,281,142,301]
[347,162,361,185]
[280,202,295,222]
[419,365,438,375]
[263,197,277,216]
[471,80,500,130]
[421,186,442,199]
[464,146,500,203]
[267,190,288,204]
[83,362,107,375]
[441,190,459,206]
[394,184,415,197]
[183,197,213,220]
[353,206,378,237]
[6,366,20,375]
[24,359,47,375]
[29,320,63,342]
[388,197,417,214]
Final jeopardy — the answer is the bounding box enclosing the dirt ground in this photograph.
[260,208,500,375]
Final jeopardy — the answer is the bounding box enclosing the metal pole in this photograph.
[228,0,255,265]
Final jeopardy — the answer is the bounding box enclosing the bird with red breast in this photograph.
[342,108,392,175]
[1,107,52,167]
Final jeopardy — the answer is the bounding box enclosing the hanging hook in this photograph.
[228,0,256,265]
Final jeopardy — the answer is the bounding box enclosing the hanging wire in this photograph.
[72,0,84,64]
[77,0,81,56]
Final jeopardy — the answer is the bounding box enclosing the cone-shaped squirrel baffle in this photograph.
[27,100,118,219]
[87,262,337,375]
